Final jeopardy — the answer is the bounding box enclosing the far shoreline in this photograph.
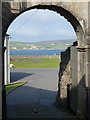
[10,49,65,50]
[10,55,61,59]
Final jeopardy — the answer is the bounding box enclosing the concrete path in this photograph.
[7,69,75,119]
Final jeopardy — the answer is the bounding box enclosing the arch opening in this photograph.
[3,4,85,46]
[2,2,86,119]
[4,6,77,118]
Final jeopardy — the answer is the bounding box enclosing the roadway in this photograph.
[6,69,75,118]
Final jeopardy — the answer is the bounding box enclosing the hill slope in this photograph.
[9,39,76,50]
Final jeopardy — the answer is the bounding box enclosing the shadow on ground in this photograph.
[10,72,34,82]
[6,85,76,119]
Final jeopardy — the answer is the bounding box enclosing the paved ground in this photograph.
[6,69,75,119]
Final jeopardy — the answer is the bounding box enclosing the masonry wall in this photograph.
[58,42,78,104]
[1,1,90,119]
[58,47,71,100]
[58,42,87,117]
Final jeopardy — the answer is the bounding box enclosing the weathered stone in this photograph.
[0,0,90,119]
[29,1,41,7]
[58,47,71,99]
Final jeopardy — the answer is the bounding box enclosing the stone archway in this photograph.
[0,1,90,119]
[2,3,85,43]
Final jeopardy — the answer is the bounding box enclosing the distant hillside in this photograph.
[35,40,76,44]
[9,39,76,50]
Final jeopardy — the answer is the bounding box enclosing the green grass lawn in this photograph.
[5,82,26,94]
[11,58,60,69]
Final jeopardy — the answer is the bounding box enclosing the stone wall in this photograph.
[10,55,60,59]
[58,42,77,100]
[58,47,71,99]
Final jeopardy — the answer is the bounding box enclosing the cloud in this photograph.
[26,9,62,23]
[11,27,76,41]
[49,29,76,37]
[14,28,42,37]
[7,9,76,42]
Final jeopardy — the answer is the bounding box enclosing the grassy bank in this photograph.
[11,58,60,69]
[5,82,26,94]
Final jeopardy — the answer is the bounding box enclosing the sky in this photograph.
[7,9,76,43]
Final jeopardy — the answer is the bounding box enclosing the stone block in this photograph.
[10,1,20,14]
[41,0,52,5]
[30,2,41,7]
[27,2,32,8]
[70,47,78,113]
[85,49,90,62]
[86,62,90,73]
[27,0,41,7]
[86,73,90,87]
[51,1,60,6]
[11,1,20,10]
